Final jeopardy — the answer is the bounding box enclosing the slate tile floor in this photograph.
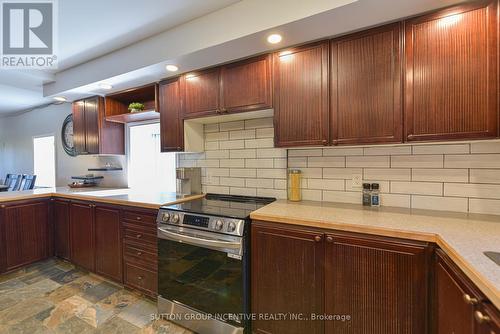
[0,258,193,334]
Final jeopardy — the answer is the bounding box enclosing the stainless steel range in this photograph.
[156,193,275,334]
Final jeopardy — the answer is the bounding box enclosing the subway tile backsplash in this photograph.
[178,117,500,216]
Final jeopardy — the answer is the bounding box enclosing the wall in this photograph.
[0,103,127,188]
[179,117,500,216]
[178,117,288,199]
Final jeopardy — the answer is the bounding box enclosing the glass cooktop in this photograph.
[162,193,276,220]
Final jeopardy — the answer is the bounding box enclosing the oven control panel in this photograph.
[157,209,245,237]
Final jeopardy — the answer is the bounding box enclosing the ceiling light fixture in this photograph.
[99,83,113,90]
[53,96,67,102]
[166,64,179,72]
[267,34,282,44]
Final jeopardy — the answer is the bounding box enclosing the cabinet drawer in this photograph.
[123,211,157,225]
[124,262,157,296]
[122,220,156,235]
[124,241,157,265]
[123,225,157,247]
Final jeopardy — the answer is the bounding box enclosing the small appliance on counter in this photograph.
[176,167,201,195]
[156,193,276,334]
[68,174,104,188]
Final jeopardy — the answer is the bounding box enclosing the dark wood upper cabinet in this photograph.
[70,202,95,271]
[72,96,124,155]
[331,23,402,145]
[95,206,122,282]
[0,200,50,272]
[179,55,273,119]
[181,67,221,118]
[273,41,330,147]
[405,0,499,141]
[251,223,324,334]
[53,199,70,260]
[325,232,430,334]
[159,78,183,152]
[220,54,272,113]
[84,97,100,154]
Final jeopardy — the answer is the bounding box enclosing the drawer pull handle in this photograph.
[136,251,142,256]
[136,234,142,239]
[463,294,478,305]
[474,311,491,324]
[314,236,322,242]
[326,236,333,243]
[136,216,141,220]
[137,276,143,281]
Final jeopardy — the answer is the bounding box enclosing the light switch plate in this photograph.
[351,173,362,189]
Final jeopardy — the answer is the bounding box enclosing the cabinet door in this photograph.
[98,97,124,155]
[1,200,50,271]
[84,97,100,154]
[72,100,87,154]
[435,249,486,334]
[274,41,330,147]
[324,232,430,334]
[331,23,402,145]
[220,54,272,113]
[70,202,95,271]
[181,68,220,118]
[54,199,70,260]
[405,1,498,141]
[159,78,183,152]
[251,223,324,334]
[95,206,122,282]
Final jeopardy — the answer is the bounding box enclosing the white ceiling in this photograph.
[0,0,240,115]
[0,0,465,116]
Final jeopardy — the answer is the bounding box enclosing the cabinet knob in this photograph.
[136,234,142,239]
[474,311,491,324]
[137,276,143,281]
[314,235,322,242]
[136,251,142,256]
[463,294,478,305]
[136,216,141,221]
[326,236,333,243]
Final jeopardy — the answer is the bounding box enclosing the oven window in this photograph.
[158,239,244,323]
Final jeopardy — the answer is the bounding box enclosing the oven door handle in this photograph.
[158,227,242,251]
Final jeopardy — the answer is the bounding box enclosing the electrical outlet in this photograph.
[351,173,362,189]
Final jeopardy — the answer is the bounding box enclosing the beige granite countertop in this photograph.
[0,187,204,209]
[251,200,500,309]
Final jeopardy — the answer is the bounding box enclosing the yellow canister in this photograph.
[288,169,302,201]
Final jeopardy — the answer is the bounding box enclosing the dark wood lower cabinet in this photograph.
[251,223,325,334]
[122,209,158,298]
[70,201,95,271]
[0,199,51,272]
[252,221,432,334]
[325,232,430,334]
[53,199,70,260]
[435,249,500,334]
[95,206,123,282]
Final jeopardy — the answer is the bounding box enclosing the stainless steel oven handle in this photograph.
[158,227,241,250]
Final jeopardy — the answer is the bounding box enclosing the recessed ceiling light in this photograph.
[267,34,282,44]
[99,83,113,90]
[53,96,67,102]
[166,64,179,72]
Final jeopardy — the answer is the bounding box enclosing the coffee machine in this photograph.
[176,168,202,195]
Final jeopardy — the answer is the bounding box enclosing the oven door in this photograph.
[157,225,247,325]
